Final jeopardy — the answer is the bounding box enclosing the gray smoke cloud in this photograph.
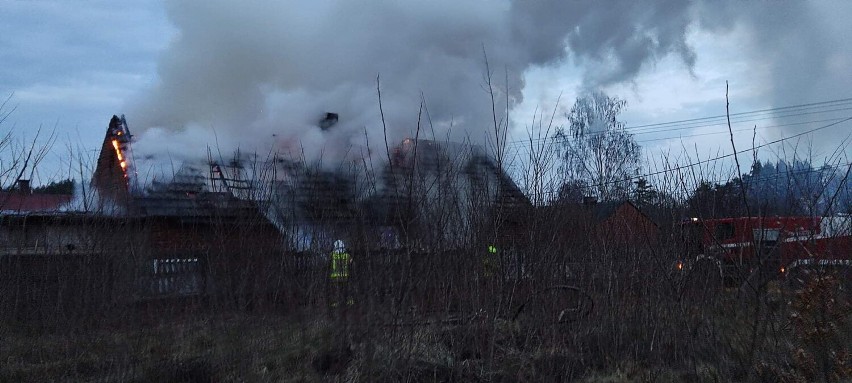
[698,1,852,108]
[127,0,700,163]
[692,0,852,147]
[126,1,850,163]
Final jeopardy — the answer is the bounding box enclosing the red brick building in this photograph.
[585,200,659,246]
[532,199,659,251]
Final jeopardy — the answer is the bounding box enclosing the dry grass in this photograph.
[2,279,847,383]
[0,311,333,382]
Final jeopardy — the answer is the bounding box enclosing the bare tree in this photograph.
[557,91,640,201]
[0,93,56,195]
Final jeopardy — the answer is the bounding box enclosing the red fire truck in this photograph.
[678,215,852,286]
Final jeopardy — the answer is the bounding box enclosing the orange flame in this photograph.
[112,138,128,178]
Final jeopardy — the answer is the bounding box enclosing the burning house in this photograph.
[92,127,530,255]
[0,115,288,320]
[1,113,531,319]
[91,116,286,303]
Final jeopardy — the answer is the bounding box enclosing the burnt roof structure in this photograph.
[378,139,530,248]
[89,117,276,224]
[92,115,134,208]
[90,116,529,251]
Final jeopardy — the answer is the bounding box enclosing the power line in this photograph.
[627,105,852,135]
[510,112,851,150]
[537,116,852,196]
[507,97,852,148]
[509,106,852,149]
[636,116,849,144]
[628,97,852,130]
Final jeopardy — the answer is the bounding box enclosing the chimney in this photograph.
[582,196,597,205]
[17,179,31,194]
[319,112,339,130]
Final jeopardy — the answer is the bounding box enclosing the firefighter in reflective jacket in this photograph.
[330,240,353,306]
[331,240,351,280]
[483,244,498,277]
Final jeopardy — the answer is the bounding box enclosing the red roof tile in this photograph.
[0,192,72,213]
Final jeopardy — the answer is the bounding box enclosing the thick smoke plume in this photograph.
[127,1,850,163]
[127,0,698,163]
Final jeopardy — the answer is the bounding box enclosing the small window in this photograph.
[714,223,735,241]
[753,229,779,243]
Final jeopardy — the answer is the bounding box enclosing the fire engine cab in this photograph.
[680,215,852,285]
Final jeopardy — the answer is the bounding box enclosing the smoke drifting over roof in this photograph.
[126,1,850,162]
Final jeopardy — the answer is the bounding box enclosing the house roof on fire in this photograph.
[90,116,529,229]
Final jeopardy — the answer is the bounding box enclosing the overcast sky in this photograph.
[2,1,851,185]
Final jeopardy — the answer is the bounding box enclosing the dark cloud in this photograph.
[511,0,696,87]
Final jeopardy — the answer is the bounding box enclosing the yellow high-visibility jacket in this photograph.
[331,251,351,280]
[483,245,498,276]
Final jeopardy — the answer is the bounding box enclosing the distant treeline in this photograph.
[687,160,852,217]
[5,178,74,194]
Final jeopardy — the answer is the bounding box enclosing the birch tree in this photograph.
[557,92,640,201]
